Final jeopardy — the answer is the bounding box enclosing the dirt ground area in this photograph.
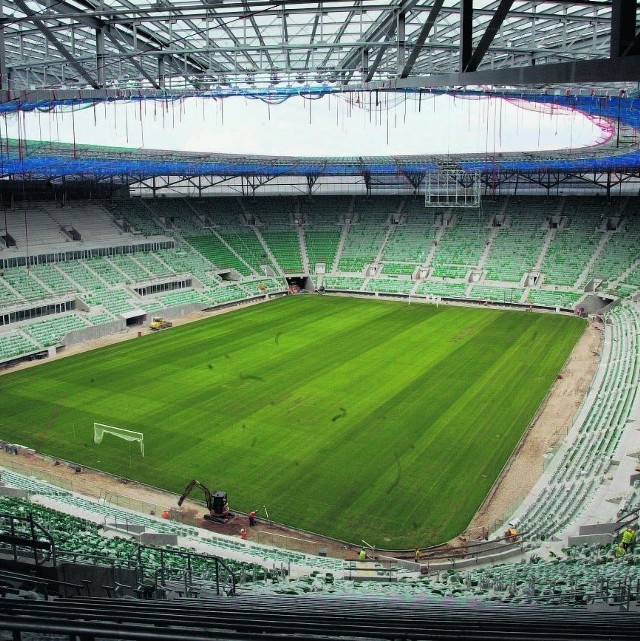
[0,300,602,560]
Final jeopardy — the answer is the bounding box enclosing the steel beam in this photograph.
[380,54,640,88]
[158,54,166,88]
[95,26,105,87]
[0,0,9,91]
[104,27,160,89]
[610,0,637,57]
[0,1,613,24]
[400,0,444,78]
[396,11,405,76]
[361,48,369,83]
[365,19,398,82]
[243,0,274,69]
[464,0,514,72]
[13,0,99,88]
[459,0,473,72]
[338,0,422,74]
[30,0,206,77]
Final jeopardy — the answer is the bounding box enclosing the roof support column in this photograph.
[96,26,106,88]
[459,0,473,72]
[361,49,369,83]
[610,0,638,57]
[396,11,406,76]
[0,0,9,91]
[158,55,166,89]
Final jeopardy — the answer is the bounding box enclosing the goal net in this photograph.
[94,423,144,456]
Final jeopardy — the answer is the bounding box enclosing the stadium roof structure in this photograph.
[1,91,640,195]
[1,0,640,103]
[2,1,640,194]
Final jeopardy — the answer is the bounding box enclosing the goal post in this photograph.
[94,423,144,457]
[424,168,481,208]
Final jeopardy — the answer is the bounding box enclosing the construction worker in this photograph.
[621,525,637,552]
[414,548,421,563]
[358,548,367,561]
[240,528,247,540]
[248,510,257,527]
[504,527,518,543]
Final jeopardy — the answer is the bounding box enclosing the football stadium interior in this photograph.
[1,1,640,639]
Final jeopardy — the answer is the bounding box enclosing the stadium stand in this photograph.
[469,285,523,303]
[526,289,584,308]
[57,260,108,292]
[187,233,253,275]
[144,198,205,236]
[542,198,606,286]
[304,229,342,274]
[380,199,436,275]
[0,471,343,573]
[0,330,39,360]
[103,200,166,236]
[588,210,640,288]
[132,252,173,278]
[484,198,550,283]
[366,278,415,295]
[516,302,640,541]
[83,256,127,285]
[0,202,68,249]
[28,263,76,295]
[158,288,208,307]
[81,289,138,315]
[324,276,365,291]
[415,281,468,298]
[260,229,304,273]
[337,205,391,273]
[430,209,488,279]
[241,278,286,296]
[23,314,89,347]
[2,592,640,640]
[1,267,49,300]
[45,201,127,243]
[0,194,638,372]
[109,253,153,282]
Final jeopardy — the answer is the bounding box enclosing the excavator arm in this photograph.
[177,479,213,511]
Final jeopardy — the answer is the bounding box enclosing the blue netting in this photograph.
[1,90,640,179]
[0,155,439,178]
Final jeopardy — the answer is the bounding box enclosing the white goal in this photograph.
[424,168,481,208]
[93,423,144,457]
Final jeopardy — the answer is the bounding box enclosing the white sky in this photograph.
[5,93,610,156]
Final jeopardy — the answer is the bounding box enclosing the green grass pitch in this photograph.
[0,296,586,548]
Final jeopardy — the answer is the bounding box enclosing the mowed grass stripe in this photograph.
[0,296,585,547]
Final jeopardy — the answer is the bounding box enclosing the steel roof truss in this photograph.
[13,0,100,88]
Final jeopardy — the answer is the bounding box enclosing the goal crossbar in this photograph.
[94,423,144,456]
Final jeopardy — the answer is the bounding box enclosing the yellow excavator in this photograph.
[149,316,173,331]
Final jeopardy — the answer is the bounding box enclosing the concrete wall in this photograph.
[157,303,207,320]
[0,486,29,499]
[580,294,613,315]
[63,319,125,346]
[139,532,179,546]
[568,533,614,547]
[579,522,617,535]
